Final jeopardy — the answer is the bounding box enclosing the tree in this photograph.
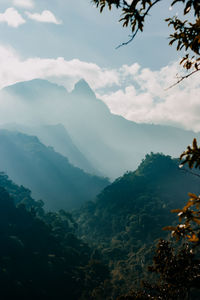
[92,0,200,85]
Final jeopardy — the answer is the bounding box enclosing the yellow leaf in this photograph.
[171,209,182,213]
[188,233,199,242]
[188,193,198,199]
[192,138,197,150]
[193,217,200,225]
[163,226,176,231]
[183,201,194,210]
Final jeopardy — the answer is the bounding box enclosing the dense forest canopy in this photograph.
[74,153,200,298]
[0,173,111,299]
[2,150,200,299]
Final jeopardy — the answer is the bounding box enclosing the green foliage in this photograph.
[180,138,200,169]
[1,149,200,298]
[75,153,200,297]
[118,143,200,299]
[0,173,111,299]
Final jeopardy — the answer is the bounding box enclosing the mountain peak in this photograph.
[72,79,95,98]
[3,79,67,99]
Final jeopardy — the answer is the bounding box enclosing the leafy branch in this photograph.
[92,0,200,83]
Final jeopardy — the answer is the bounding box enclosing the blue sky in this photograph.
[0,0,199,132]
[0,0,180,68]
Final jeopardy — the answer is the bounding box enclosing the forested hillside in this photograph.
[0,178,111,299]
[75,153,200,296]
[0,129,109,210]
[0,152,200,298]
[2,123,98,175]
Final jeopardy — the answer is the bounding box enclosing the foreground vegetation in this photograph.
[0,173,111,299]
[75,152,200,298]
[0,148,200,299]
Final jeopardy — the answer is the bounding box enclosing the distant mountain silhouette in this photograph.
[72,79,96,98]
[4,79,67,101]
[1,78,200,179]
[0,129,109,210]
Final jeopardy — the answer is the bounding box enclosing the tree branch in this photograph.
[116,0,161,49]
[165,67,200,90]
[179,166,200,178]
[116,28,139,49]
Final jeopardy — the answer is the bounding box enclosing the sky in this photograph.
[0,0,199,132]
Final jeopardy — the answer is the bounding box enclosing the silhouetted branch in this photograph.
[179,166,200,178]
[116,0,161,49]
[165,67,200,90]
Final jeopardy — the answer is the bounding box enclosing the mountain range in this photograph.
[1,78,199,179]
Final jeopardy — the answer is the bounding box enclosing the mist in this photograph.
[0,78,200,180]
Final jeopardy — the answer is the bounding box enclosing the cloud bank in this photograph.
[0,45,119,91]
[13,0,34,9]
[0,8,25,27]
[26,10,62,24]
[0,44,199,132]
[98,63,200,131]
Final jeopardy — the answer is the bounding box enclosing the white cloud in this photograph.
[98,62,200,132]
[126,0,133,4]
[26,10,62,24]
[0,7,25,27]
[0,44,200,132]
[0,45,119,92]
[120,63,140,76]
[13,0,34,9]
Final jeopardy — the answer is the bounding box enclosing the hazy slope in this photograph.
[66,80,200,178]
[1,78,200,179]
[0,129,109,210]
[1,123,98,175]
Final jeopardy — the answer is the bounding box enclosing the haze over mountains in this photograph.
[0,78,200,298]
[0,78,199,180]
[0,129,108,210]
[3,123,98,175]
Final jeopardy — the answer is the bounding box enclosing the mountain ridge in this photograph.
[75,153,200,290]
[0,129,109,210]
[1,78,200,179]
